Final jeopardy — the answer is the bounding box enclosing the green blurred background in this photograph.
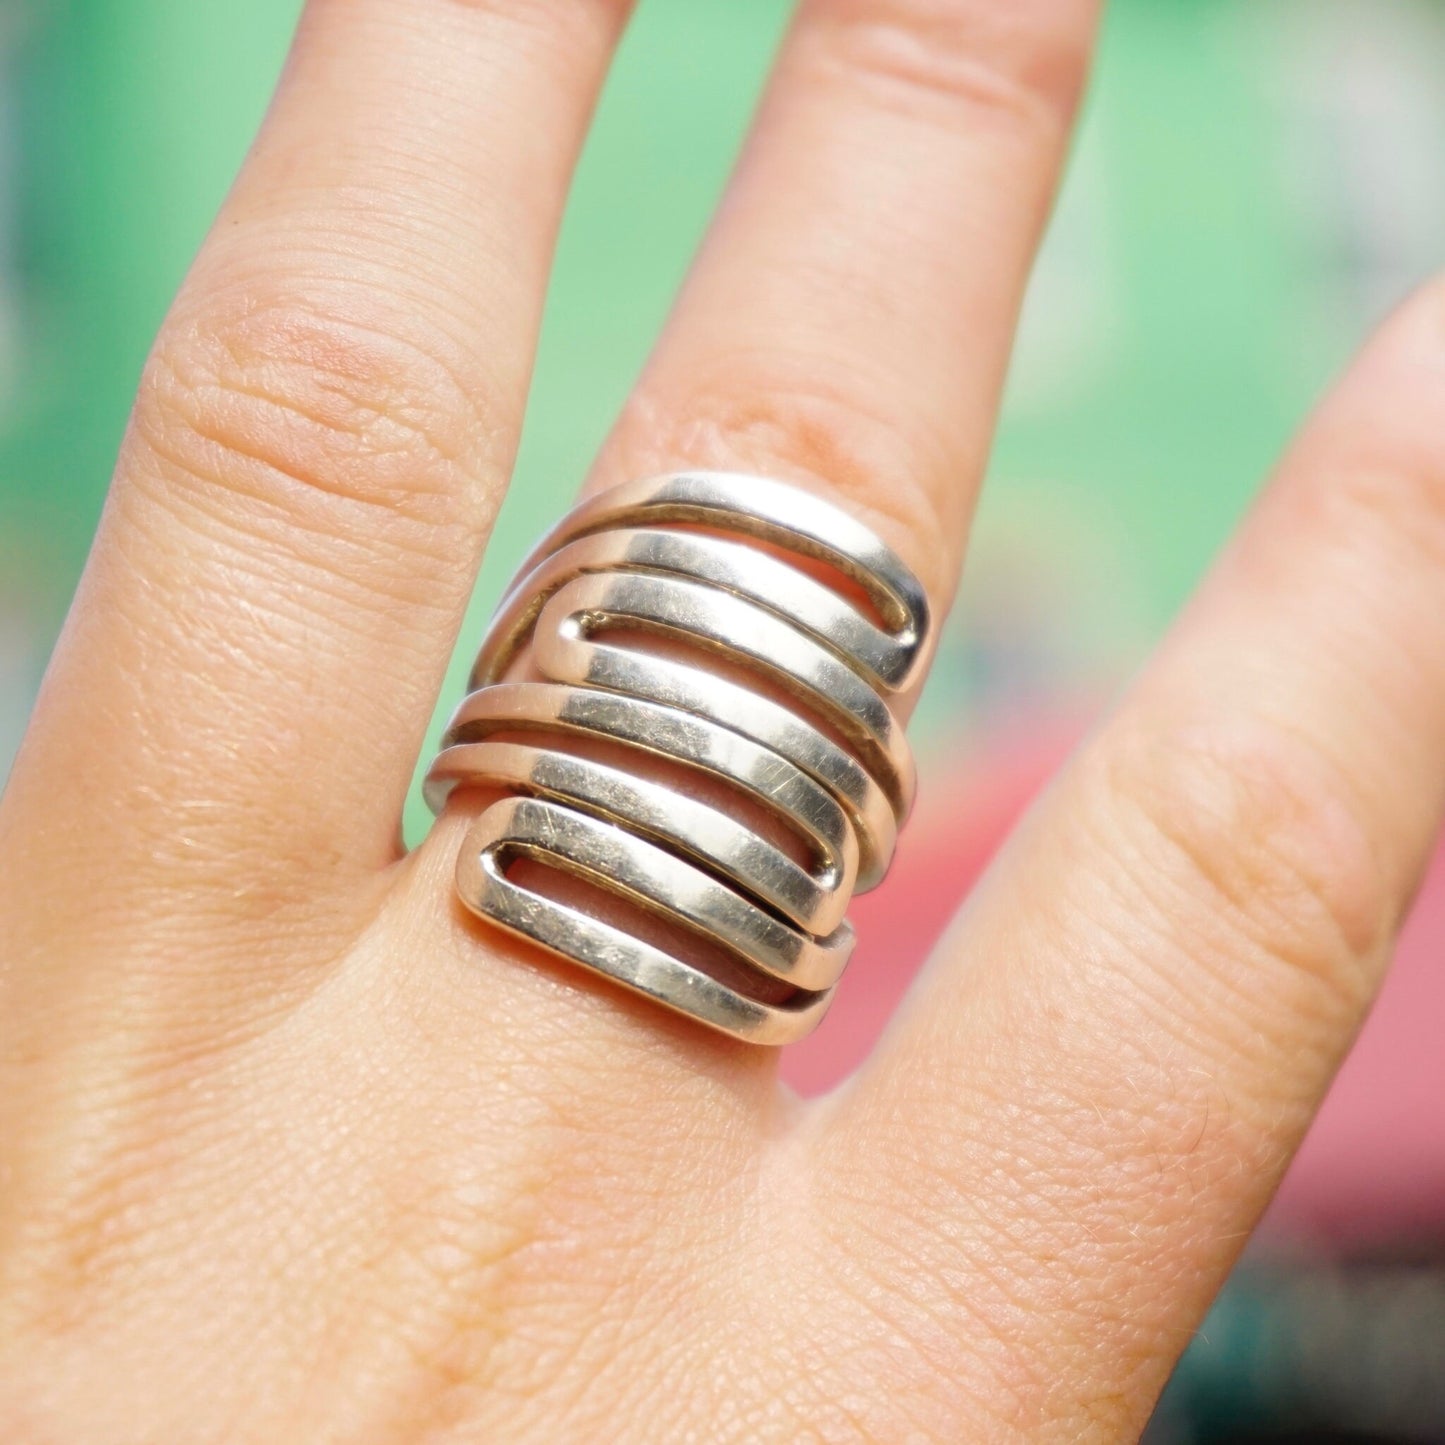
[9,0,1443,819]
[4,2,1445,1438]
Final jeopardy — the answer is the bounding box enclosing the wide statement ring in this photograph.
[424,472,931,1045]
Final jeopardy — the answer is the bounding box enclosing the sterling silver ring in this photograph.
[424,472,931,1045]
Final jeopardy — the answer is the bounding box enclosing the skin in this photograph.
[2,0,1445,1438]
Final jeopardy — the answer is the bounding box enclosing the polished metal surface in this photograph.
[425,472,929,1045]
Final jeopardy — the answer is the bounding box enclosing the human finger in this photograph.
[819,284,1445,1438]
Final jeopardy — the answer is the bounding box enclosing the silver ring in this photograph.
[425,471,930,1045]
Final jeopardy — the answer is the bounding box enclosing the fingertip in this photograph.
[1308,274,1445,463]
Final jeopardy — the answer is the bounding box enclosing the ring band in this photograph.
[425,472,930,1044]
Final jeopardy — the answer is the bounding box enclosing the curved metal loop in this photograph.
[495,471,931,690]
[475,526,919,693]
[437,681,858,896]
[425,472,931,1045]
[523,627,899,891]
[458,796,854,994]
[429,739,849,935]
[535,572,916,817]
[457,800,838,1046]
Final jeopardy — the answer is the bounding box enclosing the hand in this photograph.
[4,1,1444,1439]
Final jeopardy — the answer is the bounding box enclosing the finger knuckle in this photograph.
[1285,279,1445,568]
[803,0,1093,134]
[1304,459,1445,587]
[132,288,492,532]
[609,376,951,602]
[1096,714,1391,1018]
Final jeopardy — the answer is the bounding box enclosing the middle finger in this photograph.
[593,0,1101,624]
[407,0,1100,1069]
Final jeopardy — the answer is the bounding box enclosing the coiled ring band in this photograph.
[425,472,930,1045]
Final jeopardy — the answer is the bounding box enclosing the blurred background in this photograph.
[3,0,1444,1437]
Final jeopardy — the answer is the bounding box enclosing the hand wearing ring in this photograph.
[5,2,1445,1441]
